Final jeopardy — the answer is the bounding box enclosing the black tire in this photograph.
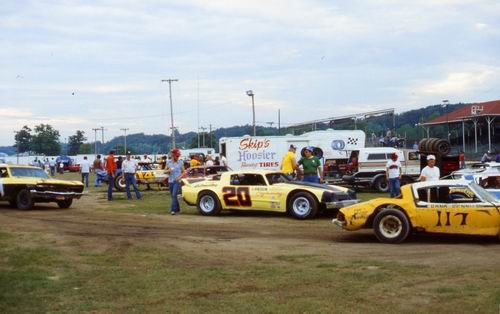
[374,176,389,193]
[373,209,411,244]
[16,189,34,210]
[287,192,318,219]
[57,199,73,209]
[196,191,222,216]
[114,176,126,192]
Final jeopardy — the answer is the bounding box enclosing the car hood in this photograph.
[11,177,83,186]
[275,181,350,193]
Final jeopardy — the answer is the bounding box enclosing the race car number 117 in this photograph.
[222,187,252,207]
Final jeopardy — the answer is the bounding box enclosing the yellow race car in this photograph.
[182,170,359,219]
[0,163,83,210]
[332,180,500,243]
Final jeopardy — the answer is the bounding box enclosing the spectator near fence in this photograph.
[93,155,103,187]
[80,156,90,188]
[104,151,116,201]
[122,153,142,200]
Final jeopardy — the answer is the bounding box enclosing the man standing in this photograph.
[104,150,117,201]
[189,155,200,168]
[93,155,104,187]
[386,153,402,198]
[298,147,323,183]
[122,153,142,200]
[49,158,56,176]
[419,155,440,182]
[165,148,185,215]
[459,151,466,169]
[205,155,214,166]
[220,153,228,167]
[80,156,90,189]
[281,144,298,179]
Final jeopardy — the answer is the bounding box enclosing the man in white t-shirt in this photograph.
[80,156,91,188]
[386,153,402,197]
[419,155,440,182]
[220,153,228,167]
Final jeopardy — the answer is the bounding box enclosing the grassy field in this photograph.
[0,172,499,313]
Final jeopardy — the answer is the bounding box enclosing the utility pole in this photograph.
[200,126,207,147]
[246,90,256,136]
[197,76,200,148]
[443,99,450,142]
[209,124,212,148]
[161,78,179,148]
[92,128,99,156]
[278,109,281,135]
[120,128,129,154]
[99,126,106,153]
[13,131,19,164]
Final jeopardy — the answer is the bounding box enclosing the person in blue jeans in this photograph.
[165,148,185,215]
[386,153,402,198]
[121,153,142,200]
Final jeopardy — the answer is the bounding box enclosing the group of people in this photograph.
[31,157,60,176]
[188,154,228,168]
[281,145,323,183]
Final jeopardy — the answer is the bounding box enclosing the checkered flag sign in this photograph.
[347,137,359,146]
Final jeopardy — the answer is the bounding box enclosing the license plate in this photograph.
[56,196,65,200]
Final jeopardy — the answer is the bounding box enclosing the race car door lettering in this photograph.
[435,210,468,226]
[222,187,252,207]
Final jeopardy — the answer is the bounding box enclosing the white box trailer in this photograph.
[219,129,366,171]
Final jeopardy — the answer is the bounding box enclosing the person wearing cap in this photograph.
[386,152,402,198]
[281,144,298,179]
[298,147,323,183]
[419,155,440,182]
[165,148,186,215]
[104,150,117,201]
[122,153,142,200]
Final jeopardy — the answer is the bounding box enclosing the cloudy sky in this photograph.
[1,0,499,145]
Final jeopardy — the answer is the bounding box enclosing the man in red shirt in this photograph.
[105,150,117,201]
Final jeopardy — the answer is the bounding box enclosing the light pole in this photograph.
[246,90,256,136]
[13,131,19,164]
[443,99,450,142]
[200,126,207,147]
[120,128,129,154]
[92,128,99,156]
[161,78,179,148]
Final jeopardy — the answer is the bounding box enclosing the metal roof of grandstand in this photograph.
[423,100,500,125]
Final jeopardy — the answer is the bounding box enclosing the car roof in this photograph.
[411,179,471,189]
[223,170,281,175]
[0,163,41,169]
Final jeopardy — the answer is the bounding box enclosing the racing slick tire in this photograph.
[57,199,73,209]
[114,176,126,192]
[16,189,34,210]
[374,176,389,193]
[373,208,411,244]
[288,192,318,219]
[197,191,222,216]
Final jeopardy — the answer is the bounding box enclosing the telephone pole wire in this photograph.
[161,78,179,149]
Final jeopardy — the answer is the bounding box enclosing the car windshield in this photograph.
[10,167,49,179]
[266,173,291,185]
[469,182,498,203]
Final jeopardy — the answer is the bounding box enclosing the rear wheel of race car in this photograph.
[57,199,73,209]
[373,209,410,244]
[114,176,126,192]
[288,192,318,219]
[197,191,222,216]
[16,189,34,210]
[374,176,389,193]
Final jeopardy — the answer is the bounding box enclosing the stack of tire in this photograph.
[418,138,451,156]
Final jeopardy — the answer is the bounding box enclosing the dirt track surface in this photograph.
[1,201,499,268]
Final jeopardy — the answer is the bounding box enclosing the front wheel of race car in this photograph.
[197,191,222,216]
[288,192,318,219]
[373,209,411,244]
[16,189,34,210]
[57,199,73,209]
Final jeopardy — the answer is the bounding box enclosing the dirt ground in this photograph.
[1,193,498,269]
